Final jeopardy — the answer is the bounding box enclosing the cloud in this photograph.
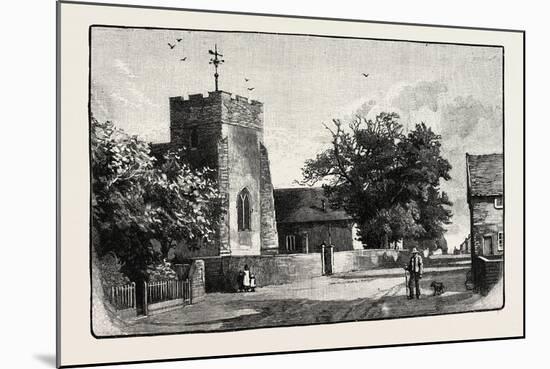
[391,80,448,113]
[113,59,137,79]
[127,87,161,108]
[440,95,500,139]
[353,99,378,118]
[91,58,165,141]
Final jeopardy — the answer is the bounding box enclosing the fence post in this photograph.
[131,282,136,308]
[143,281,148,316]
[321,244,326,275]
[189,279,193,305]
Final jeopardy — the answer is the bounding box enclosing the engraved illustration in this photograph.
[90,27,504,336]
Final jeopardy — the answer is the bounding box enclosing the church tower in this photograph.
[160,90,279,257]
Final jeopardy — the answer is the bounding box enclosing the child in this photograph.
[249,273,256,292]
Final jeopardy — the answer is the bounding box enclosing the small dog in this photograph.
[430,281,445,296]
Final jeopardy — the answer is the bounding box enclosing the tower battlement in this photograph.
[169,90,263,133]
[156,88,277,258]
[170,90,262,107]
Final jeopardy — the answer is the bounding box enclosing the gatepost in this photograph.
[321,244,334,275]
[321,244,326,275]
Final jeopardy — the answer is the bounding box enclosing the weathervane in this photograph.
[208,44,225,92]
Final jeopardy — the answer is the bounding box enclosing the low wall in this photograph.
[333,249,400,273]
[397,252,471,268]
[473,255,503,295]
[225,253,322,289]
[201,253,321,292]
[199,249,401,292]
[425,254,471,267]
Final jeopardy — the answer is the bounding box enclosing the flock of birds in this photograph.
[166,37,372,94]
[167,37,257,94]
[167,38,187,61]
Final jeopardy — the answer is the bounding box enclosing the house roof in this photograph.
[466,153,503,197]
[274,187,353,224]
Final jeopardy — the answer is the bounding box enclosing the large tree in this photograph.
[301,112,452,248]
[91,118,223,281]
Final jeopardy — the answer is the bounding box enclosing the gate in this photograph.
[141,279,192,316]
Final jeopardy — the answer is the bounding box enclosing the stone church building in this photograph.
[152,90,279,258]
[149,90,398,291]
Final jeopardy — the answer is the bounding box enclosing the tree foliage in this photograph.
[91,118,223,281]
[301,112,452,248]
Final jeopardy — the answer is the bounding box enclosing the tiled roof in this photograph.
[274,187,353,224]
[466,153,503,197]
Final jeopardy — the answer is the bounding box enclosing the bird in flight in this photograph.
[247,87,255,91]
[245,78,250,82]
[180,57,187,61]
[168,43,176,49]
[362,73,370,78]
[176,38,182,42]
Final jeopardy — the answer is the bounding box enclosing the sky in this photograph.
[91,27,503,251]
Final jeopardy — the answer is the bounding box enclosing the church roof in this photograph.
[274,187,353,224]
[466,153,503,197]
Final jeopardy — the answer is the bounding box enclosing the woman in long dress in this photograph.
[243,264,251,292]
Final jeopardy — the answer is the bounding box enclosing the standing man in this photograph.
[405,247,424,299]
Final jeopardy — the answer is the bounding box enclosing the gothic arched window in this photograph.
[237,188,251,231]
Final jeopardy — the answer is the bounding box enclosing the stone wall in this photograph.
[169,92,222,132]
[202,256,227,292]
[332,249,400,273]
[201,254,322,292]
[217,137,231,255]
[221,93,263,132]
[259,143,279,254]
[168,93,224,170]
[198,249,401,292]
[226,124,262,255]
[471,196,504,256]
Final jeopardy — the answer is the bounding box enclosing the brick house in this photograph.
[151,90,279,258]
[466,153,504,295]
[274,187,363,254]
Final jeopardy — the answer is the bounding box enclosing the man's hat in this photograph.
[411,247,419,253]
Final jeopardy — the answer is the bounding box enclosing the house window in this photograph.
[237,188,251,231]
[494,197,503,209]
[189,128,198,149]
[498,232,504,251]
[285,235,296,252]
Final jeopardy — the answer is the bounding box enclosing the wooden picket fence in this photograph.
[107,279,192,316]
[145,279,192,305]
[108,282,136,310]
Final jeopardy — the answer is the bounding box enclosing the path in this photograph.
[122,265,502,335]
